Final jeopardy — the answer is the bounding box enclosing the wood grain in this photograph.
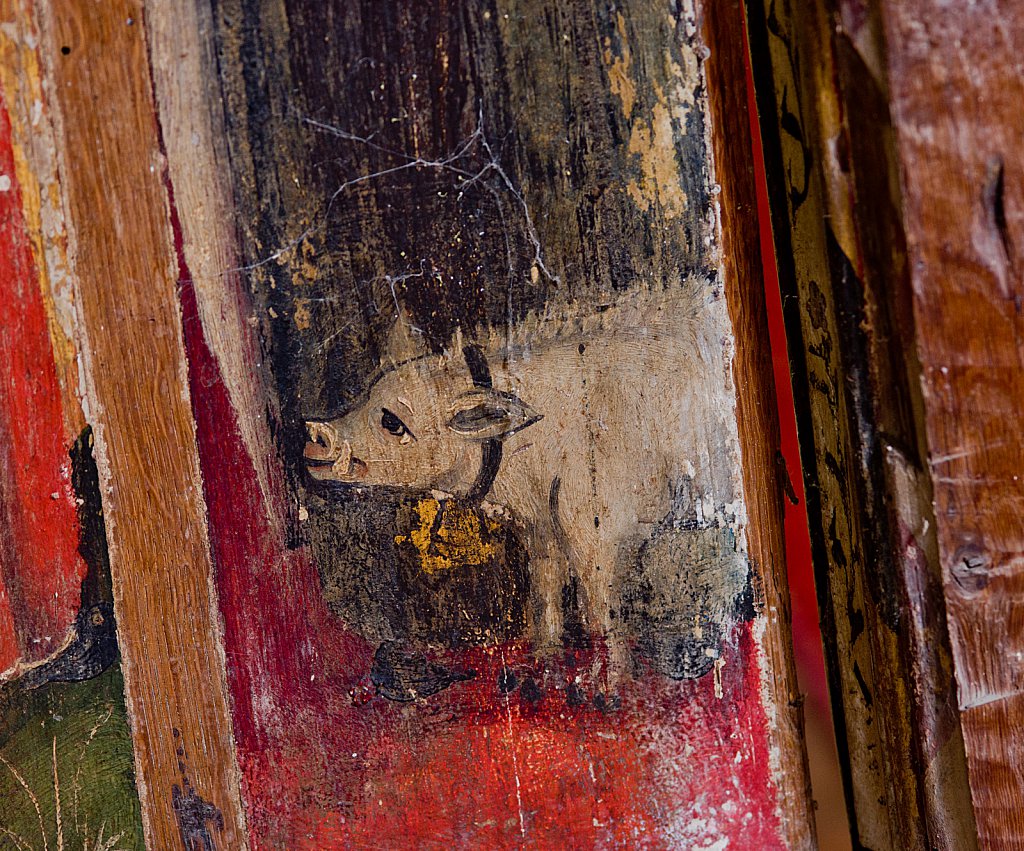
[746,0,977,846]
[704,1,815,845]
[879,2,1024,845]
[747,4,905,840]
[34,1,248,847]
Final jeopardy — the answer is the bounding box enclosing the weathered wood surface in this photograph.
[0,4,145,847]
[877,2,1024,846]
[747,0,977,846]
[705,1,814,841]
[24,1,249,846]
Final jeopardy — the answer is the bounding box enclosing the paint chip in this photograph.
[0,175,10,192]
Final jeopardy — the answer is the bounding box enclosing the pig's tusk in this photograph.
[308,421,335,453]
[397,396,416,415]
[332,440,353,477]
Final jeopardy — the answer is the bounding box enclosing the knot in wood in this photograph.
[950,545,990,596]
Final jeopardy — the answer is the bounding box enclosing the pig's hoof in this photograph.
[370,642,475,702]
[565,682,587,707]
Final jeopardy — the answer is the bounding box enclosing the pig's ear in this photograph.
[381,315,429,364]
[446,389,542,440]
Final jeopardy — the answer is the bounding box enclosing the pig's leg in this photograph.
[493,473,569,653]
[546,478,608,640]
[524,527,568,653]
[548,480,630,689]
[571,534,630,688]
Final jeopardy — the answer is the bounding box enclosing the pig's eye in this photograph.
[381,408,415,441]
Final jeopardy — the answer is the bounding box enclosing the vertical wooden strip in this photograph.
[35,2,247,847]
[745,0,978,846]
[825,15,977,846]
[0,1,84,442]
[745,5,897,841]
[145,0,284,532]
[879,3,1024,845]
[704,3,815,847]
[0,0,96,673]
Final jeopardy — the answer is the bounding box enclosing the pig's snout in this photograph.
[304,421,368,481]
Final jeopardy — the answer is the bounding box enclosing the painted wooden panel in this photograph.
[168,0,812,846]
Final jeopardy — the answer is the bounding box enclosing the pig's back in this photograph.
[496,301,740,519]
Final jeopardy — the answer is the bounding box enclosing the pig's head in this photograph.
[303,332,541,496]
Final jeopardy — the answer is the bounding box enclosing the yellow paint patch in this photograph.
[600,9,703,222]
[396,498,500,575]
[293,296,312,330]
[603,13,636,118]
[294,232,320,284]
[626,89,688,219]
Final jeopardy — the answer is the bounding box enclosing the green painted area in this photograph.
[0,664,144,851]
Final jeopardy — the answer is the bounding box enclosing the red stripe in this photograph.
[0,89,85,668]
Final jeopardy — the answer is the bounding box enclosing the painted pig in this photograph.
[304,281,741,660]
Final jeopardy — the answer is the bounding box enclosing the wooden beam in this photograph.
[145,0,283,532]
[704,2,815,846]
[746,0,978,846]
[879,2,1024,845]
[34,1,248,846]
